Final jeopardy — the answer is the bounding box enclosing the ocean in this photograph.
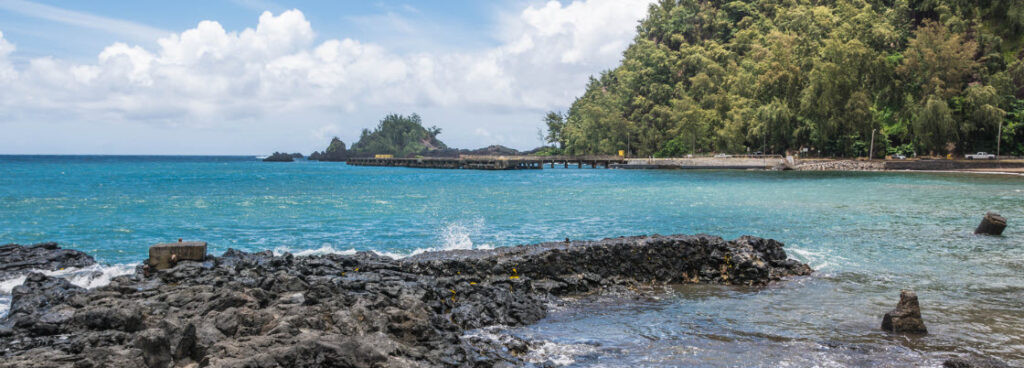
[1,155,1022,366]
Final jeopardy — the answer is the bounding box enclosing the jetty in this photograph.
[346,155,626,170]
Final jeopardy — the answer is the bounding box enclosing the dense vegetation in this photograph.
[548,0,1024,157]
[348,113,447,157]
[309,137,348,161]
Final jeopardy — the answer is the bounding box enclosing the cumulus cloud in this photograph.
[0,0,653,152]
[0,31,15,80]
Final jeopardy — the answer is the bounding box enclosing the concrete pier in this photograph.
[346,155,625,170]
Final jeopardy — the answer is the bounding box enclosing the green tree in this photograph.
[349,113,447,157]
[543,111,567,149]
[553,0,1024,158]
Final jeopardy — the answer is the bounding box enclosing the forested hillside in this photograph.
[549,0,1024,157]
[348,113,448,157]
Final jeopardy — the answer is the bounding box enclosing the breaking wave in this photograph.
[273,220,496,260]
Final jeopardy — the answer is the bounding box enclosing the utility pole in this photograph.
[869,129,876,161]
[762,122,767,169]
[997,121,1002,157]
[691,126,696,156]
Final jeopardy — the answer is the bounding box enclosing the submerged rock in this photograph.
[0,234,810,367]
[974,212,1007,236]
[0,242,96,279]
[881,289,927,334]
[944,356,1014,368]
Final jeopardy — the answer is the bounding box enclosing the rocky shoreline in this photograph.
[0,242,96,280]
[0,234,811,367]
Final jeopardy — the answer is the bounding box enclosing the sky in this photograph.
[0,0,654,154]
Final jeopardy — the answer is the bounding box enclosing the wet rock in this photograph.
[974,212,1007,236]
[4,273,85,336]
[0,234,811,367]
[881,289,927,334]
[943,356,1014,368]
[0,243,96,279]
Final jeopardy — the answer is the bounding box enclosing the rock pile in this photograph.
[795,160,885,171]
[0,234,811,367]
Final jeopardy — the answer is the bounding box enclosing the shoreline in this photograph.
[1,236,1017,367]
[0,234,810,367]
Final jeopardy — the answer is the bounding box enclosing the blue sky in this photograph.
[0,0,652,154]
[0,1,504,61]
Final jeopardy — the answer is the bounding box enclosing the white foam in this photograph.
[273,244,358,257]
[524,340,597,366]
[269,220,496,260]
[367,220,494,259]
[788,246,836,271]
[410,220,494,255]
[0,263,135,318]
[463,328,595,367]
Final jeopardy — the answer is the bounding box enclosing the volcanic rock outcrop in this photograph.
[0,234,811,367]
[0,242,96,280]
[882,289,928,334]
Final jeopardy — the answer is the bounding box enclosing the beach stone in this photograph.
[881,289,927,334]
[974,212,1007,236]
[148,241,207,270]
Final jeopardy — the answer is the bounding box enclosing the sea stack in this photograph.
[881,289,927,334]
[974,212,1007,236]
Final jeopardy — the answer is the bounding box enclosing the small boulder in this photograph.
[881,289,927,334]
[974,212,1007,236]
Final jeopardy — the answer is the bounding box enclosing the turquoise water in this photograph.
[2,155,1023,366]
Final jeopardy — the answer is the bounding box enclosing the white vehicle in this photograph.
[713,153,732,158]
[965,152,996,160]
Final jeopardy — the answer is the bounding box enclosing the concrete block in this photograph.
[149,241,207,270]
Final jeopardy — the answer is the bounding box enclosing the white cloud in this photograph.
[0,0,654,153]
[0,31,15,80]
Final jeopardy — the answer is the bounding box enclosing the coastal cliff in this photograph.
[0,234,809,367]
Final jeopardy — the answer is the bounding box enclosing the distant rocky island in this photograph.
[269,113,558,163]
[262,152,303,162]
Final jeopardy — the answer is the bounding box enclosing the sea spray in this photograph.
[272,244,358,257]
[270,219,496,259]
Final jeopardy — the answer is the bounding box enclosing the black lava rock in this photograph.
[0,234,811,367]
[0,242,96,280]
[881,289,927,334]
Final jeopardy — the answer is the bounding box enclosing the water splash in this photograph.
[272,244,357,257]
[438,219,491,251]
